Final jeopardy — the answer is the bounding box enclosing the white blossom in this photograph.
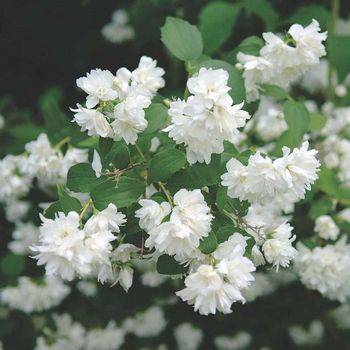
[262,222,297,269]
[71,104,113,138]
[174,323,203,350]
[8,222,39,255]
[76,69,118,108]
[295,237,350,302]
[131,56,165,95]
[314,215,339,240]
[1,277,70,313]
[101,9,134,44]
[135,199,171,231]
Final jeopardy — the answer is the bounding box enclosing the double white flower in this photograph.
[165,67,250,164]
[72,56,165,145]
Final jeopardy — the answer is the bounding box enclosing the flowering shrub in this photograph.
[2,1,350,349]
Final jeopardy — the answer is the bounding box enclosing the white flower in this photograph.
[174,323,203,350]
[288,320,324,346]
[0,155,31,202]
[222,142,320,204]
[71,104,113,138]
[244,152,285,203]
[8,222,39,255]
[92,150,102,178]
[254,97,287,141]
[171,189,213,239]
[85,321,125,350]
[275,141,320,199]
[85,203,126,233]
[176,264,247,315]
[131,56,165,94]
[213,233,248,261]
[141,271,167,287]
[135,199,171,231]
[295,237,350,302]
[237,20,327,102]
[187,68,230,103]
[32,212,86,280]
[76,68,118,108]
[4,199,30,223]
[262,222,297,269]
[110,87,151,144]
[165,69,250,164]
[221,158,249,202]
[1,277,70,313]
[146,221,196,257]
[236,53,273,102]
[122,306,167,337]
[242,272,275,302]
[289,19,327,65]
[101,9,134,44]
[76,280,97,297]
[214,331,252,350]
[314,215,339,240]
[35,313,86,350]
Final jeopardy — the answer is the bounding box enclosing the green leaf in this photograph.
[274,101,310,154]
[200,60,245,103]
[161,17,203,61]
[67,163,107,193]
[167,155,222,192]
[38,87,70,136]
[44,201,62,219]
[91,176,145,210]
[309,112,327,132]
[199,1,241,54]
[309,197,333,220]
[148,148,186,183]
[223,36,264,63]
[243,0,278,31]
[57,185,82,214]
[1,253,25,277]
[317,167,350,202]
[156,254,187,275]
[328,35,350,82]
[260,84,288,100]
[287,5,331,30]
[104,141,130,168]
[144,103,168,134]
[75,137,99,149]
[216,187,249,216]
[9,123,45,142]
[216,225,241,244]
[199,232,218,254]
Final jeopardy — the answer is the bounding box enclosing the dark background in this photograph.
[0,0,337,110]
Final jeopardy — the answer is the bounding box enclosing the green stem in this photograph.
[135,143,146,162]
[54,136,70,149]
[158,182,173,207]
[80,198,93,220]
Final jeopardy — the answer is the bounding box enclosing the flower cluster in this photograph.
[237,19,327,101]
[1,276,70,313]
[295,237,350,302]
[165,67,251,164]
[0,133,87,204]
[72,56,165,144]
[140,189,212,262]
[32,204,136,290]
[221,141,320,205]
